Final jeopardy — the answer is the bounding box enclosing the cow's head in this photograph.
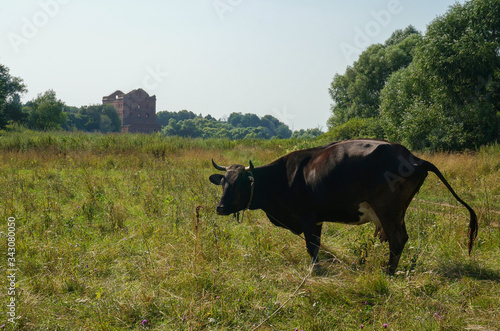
[209,159,255,215]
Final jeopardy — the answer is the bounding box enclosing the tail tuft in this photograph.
[467,209,478,256]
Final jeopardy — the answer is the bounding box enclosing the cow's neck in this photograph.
[248,159,289,215]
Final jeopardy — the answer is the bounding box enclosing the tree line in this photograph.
[328,0,500,150]
[0,73,123,133]
[157,110,322,140]
[0,68,322,139]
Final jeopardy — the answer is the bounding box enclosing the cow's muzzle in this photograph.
[216,205,231,215]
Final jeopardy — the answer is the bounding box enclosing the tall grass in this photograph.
[0,130,314,155]
[0,132,498,330]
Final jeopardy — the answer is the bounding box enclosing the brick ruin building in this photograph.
[102,88,161,133]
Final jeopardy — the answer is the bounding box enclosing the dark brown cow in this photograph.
[209,139,478,274]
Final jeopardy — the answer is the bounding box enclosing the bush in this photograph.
[325,117,385,141]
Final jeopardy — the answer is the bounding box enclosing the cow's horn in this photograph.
[245,160,254,171]
[212,159,227,171]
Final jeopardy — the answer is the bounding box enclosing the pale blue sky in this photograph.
[1,0,464,130]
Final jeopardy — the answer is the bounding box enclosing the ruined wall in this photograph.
[103,89,161,133]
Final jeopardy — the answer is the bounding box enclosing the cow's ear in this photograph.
[209,174,224,185]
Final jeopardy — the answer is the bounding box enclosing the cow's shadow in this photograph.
[309,257,500,282]
[434,260,500,282]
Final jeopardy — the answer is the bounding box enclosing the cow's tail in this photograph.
[420,160,478,256]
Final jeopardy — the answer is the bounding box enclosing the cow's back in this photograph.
[285,139,420,221]
[303,139,401,185]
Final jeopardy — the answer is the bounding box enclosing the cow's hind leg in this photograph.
[386,221,408,275]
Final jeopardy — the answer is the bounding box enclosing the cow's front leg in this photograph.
[302,220,323,264]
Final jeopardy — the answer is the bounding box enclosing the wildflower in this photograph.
[359,325,364,329]
[141,319,147,326]
[94,268,97,272]
[433,312,443,319]
[383,323,388,328]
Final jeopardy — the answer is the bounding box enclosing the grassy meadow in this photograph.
[0,131,499,330]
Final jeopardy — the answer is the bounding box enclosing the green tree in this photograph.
[227,112,244,127]
[261,115,292,138]
[79,106,101,131]
[26,90,66,131]
[274,124,292,139]
[163,118,181,136]
[380,0,500,150]
[101,104,121,132]
[180,119,203,138]
[0,63,27,128]
[161,111,293,140]
[291,128,324,139]
[325,117,384,141]
[240,113,261,128]
[156,110,196,126]
[328,26,421,128]
[63,112,83,131]
[67,104,121,132]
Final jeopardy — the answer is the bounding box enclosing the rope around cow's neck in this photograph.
[233,171,254,223]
